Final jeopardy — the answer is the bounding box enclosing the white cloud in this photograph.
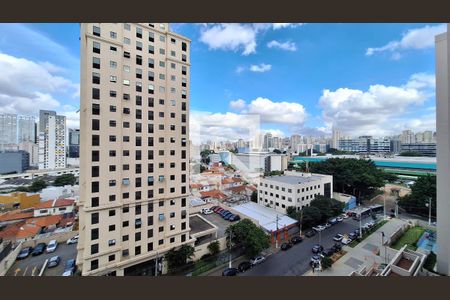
[319,73,435,136]
[260,128,286,138]
[366,24,446,57]
[199,23,304,55]
[229,99,246,110]
[235,97,307,125]
[249,63,272,73]
[199,24,258,55]
[235,66,246,73]
[267,40,297,51]
[0,53,79,125]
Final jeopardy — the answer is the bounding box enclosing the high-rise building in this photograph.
[0,113,18,149]
[17,115,36,143]
[400,130,415,144]
[290,134,302,151]
[78,23,192,276]
[423,130,433,143]
[435,26,450,275]
[331,126,341,149]
[68,128,80,158]
[38,110,66,170]
[263,132,272,149]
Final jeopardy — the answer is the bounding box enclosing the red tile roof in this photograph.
[34,198,75,210]
[0,210,33,223]
[26,215,62,228]
[199,189,228,200]
[0,221,41,240]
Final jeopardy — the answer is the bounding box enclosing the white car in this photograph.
[250,255,266,266]
[341,214,349,219]
[67,235,79,245]
[336,217,344,222]
[46,240,58,253]
[313,225,326,232]
[341,237,352,245]
[62,270,73,276]
[201,208,213,215]
[333,234,344,242]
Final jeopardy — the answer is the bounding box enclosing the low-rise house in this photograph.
[33,198,75,217]
[0,192,40,210]
[199,189,228,201]
[0,210,34,226]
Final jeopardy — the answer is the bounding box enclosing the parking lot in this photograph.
[200,210,238,238]
[239,215,375,276]
[6,242,77,276]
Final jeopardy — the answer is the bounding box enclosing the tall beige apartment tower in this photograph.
[436,25,450,276]
[78,23,193,276]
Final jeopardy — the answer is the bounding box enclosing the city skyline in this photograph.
[0,23,440,142]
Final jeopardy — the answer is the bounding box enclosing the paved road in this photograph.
[6,242,77,276]
[240,216,373,276]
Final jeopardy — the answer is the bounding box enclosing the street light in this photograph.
[426,197,432,226]
[358,204,363,239]
[228,228,233,268]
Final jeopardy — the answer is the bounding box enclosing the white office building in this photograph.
[258,170,333,214]
[38,110,66,170]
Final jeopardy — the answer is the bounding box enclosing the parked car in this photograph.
[46,240,58,253]
[222,267,239,276]
[62,259,77,276]
[31,243,46,256]
[290,236,303,244]
[312,225,325,232]
[210,206,218,211]
[48,256,61,268]
[341,237,352,245]
[280,243,292,251]
[229,215,241,222]
[238,261,252,272]
[67,235,79,245]
[341,213,349,219]
[222,212,233,219]
[329,218,338,225]
[201,208,213,215]
[310,254,323,266]
[333,234,344,242]
[305,230,316,238]
[349,232,358,240]
[17,247,33,260]
[250,255,266,266]
[336,216,343,222]
[220,210,230,217]
[321,248,335,257]
[312,244,324,254]
[324,223,331,228]
[224,213,235,220]
[214,207,223,213]
[332,243,342,252]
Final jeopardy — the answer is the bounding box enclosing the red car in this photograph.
[215,208,225,214]
[214,207,223,213]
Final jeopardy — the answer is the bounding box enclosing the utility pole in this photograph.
[358,204,362,239]
[228,228,233,268]
[383,193,386,220]
[275,214,280,248]
[299,208,304,237]
[318,229,322,245]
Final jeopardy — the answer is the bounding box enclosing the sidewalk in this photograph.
[305,218,408,276]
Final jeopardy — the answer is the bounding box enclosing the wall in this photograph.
[0,193,40,210]
[192,237,227,261]
[0,241,22,276]
[21,230,78,248]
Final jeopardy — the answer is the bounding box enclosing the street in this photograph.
[239,216,372,276]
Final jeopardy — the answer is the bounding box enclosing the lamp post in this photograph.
[358,204,363,239]
[275,214,280,249]
[228,228,233,268]
[426,197,432,226]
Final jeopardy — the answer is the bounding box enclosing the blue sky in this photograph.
[0,23,442,141]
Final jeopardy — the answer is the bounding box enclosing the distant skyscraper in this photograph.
[17,115,36,143]
[68,128,80,158]
[400,130,415,144]
[290,134,302,151]
[0,113,18,149]
[331,126,341,149]
[263,132,272,149]
[38,110,66,169]
[423,130,433,143]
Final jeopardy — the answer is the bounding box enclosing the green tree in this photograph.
[250,191,258,203]
[226,219,270,258]
[207,240,220,256]
[399,174,436,217]
[310,196,344,222]
[286,206,297,219]
[321,256,333,269]
[53,174,77,186]
[301,206,322,229]
[165,244,195,269]
[28,179,47,192]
